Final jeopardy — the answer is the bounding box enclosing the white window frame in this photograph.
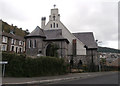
[2,36,7,43]
[19,41,22,45]
[19,47,23,53]
[11,39,14,44]
[1,44,7,51]
[28,40,31,48]
[33,40,36,48]
[23,42,25,51]
[14,40,16,45]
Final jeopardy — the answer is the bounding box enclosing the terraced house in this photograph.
[0,20,26,53]
[1,32,25,53]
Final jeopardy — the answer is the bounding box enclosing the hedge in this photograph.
[2,52,68,77]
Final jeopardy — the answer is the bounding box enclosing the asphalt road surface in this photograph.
[50,72,119,84]
[3,72,119,86]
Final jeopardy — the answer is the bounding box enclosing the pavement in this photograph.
[2,71,118,85]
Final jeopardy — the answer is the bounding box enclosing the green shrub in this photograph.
[2,52,68,77]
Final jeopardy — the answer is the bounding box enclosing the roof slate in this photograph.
[26,26,45,37]
[44,29,69,43]
[73,32,98,49]
[2,32,25,41]
[44,29,64,39]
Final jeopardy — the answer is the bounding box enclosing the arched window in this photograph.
[46,44,52,56]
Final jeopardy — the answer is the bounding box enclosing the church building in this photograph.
[25,7,98,65]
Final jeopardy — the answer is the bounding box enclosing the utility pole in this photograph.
[96,40,102,72]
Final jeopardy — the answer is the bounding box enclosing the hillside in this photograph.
[1,20,29,37]
[98,46,120,53]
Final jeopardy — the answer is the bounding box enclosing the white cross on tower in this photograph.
[53,4,56,8]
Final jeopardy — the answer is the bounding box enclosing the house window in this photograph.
[19,41,21,45]
[33,40,36,48]
[19,48,22,53]
[16,47,18,53]
[11,46,14,51]
[54,23,55,28]
[19,41,23,45]
[14,40,16,45]
[2,36,7,43]
[1,45,7,51]
[29,40,32,48]
[11,39,14,44]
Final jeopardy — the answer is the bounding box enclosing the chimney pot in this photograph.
[41,17,46,29]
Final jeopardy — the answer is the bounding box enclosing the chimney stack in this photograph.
[41,17,46,29]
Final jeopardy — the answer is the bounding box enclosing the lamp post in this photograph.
[91,49,94,72]
[70,39,77,72]
[96,40,102,72]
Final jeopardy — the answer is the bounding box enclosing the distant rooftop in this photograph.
[26,26,46,38]
[2,32,25,41]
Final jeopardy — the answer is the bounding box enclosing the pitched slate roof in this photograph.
[44,29,69,43]
[44,29,63,39]
[26,26,46,38]
[2,32,25,41]
[73,32,98,49]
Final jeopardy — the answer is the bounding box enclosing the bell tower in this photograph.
[49,5,60,21]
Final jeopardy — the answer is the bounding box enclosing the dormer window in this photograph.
[10,30,14,35]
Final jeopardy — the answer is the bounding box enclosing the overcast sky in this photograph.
[0,0,119,49]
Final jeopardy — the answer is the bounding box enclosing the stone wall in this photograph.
[26,37,45,58]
